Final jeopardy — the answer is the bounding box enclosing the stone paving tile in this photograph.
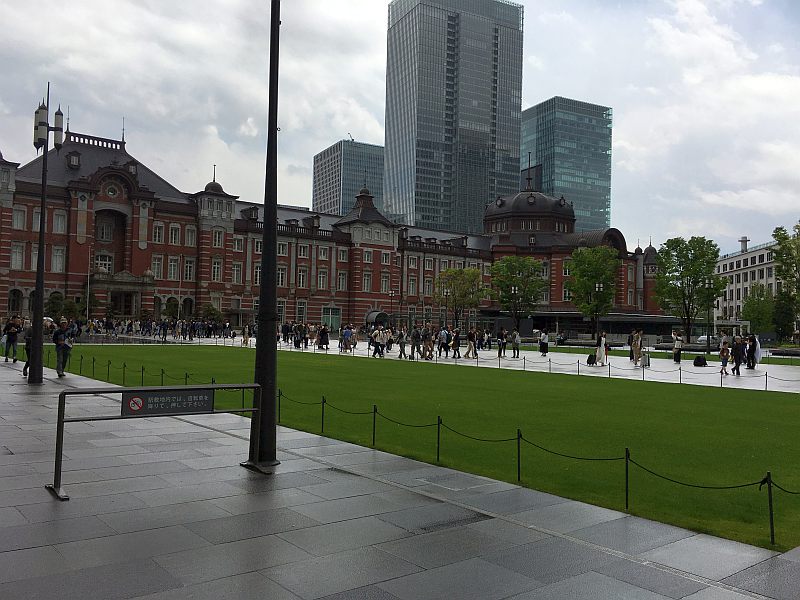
[459,487,569,515]
[226,470,332,493]
[278,515,411,556]
[278,436,350,450]
[682,588,759,600]
[484,536,616,584]
[721,556,800,600]
[209,487,323,515]
[175,454,249,470]
[62,474,171,499]
[505,570,672,599]
[412,480,519,502]
[0,557,183,600]
[290,441,373,456]
[319,586,401,600]
[509,499,626,533]
[17,492,148,523]
[0,545,74,584]
[154,533,313,585]
[0,505,28,527]
[301,477,397,500]
[640,534,777,581]
[55,525,211,571]
[290,493,410,524]
[155,465,253,486]
[571,515,695,555]
[316,451,407,467]
[120,449,207,464]
[261,547,421,600]
[61,445,152,459]
[132,481,249,506]
[368,488,442,510]
[30,455,130,473]
[0,486,53,508]
[0,514,116,552]
[377,524,526,569]
[184,506,320,544]
[376,501,489,534]
[130,571,303,600]
[465,517,552,546]
[87,435,170,447]
[97,499,233,533]
[596,558,708,598]
[377,557,541,600]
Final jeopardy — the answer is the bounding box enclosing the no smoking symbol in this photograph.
[128,397,144,412]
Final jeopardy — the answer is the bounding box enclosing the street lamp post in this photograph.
[704,277,713,354]
[510,285,518,330]
[28,84,63,385]
[388,290,396,326]
[594,283,604,337]
[443,289,450,328]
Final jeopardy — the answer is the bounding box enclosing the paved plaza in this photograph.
[1,357,799,599]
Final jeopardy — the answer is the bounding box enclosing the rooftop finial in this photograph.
[66,106,70,132]
[363,168,367,189]
[213,164,217,182]
[121,117,125,142]
[526,152,533,191]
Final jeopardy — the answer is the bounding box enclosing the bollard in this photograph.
[549,359,552,374]
[79,355,84,376]
[765,471,775,545]
[720,371,723,388]
[608,363,611,378]
[47,348,51,367]
[277,389,282,424]
[765,372,768,391]
[625,447,630,512]
[517,429,522,482]
[372,404,377,447]
[523,357,526,371]
[106,360,111,381]
[321,396,326,433]
[577,360,580,376]
[92,357,96,378]
[436,416,442,462]
[679,366,682,384]
[642,365,645,381]
[141,366,145,386]
[161,368,164,386]
[122,363,127,387]
[184,372,189,386]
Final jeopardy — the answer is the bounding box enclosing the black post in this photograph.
[278,389,282,424]
[122,363,126,387]
[679,366,682,384]
[47,348,51,367]
[141,366,145,386]
[92,356,96,378]
[321,396,326,433]
[160,368,164,386]
[79,355,83,376]
[248,0,281,469]
[28,84,52,386]
[45,391,68,500]
[517,428,522,482]
[372,404,377,447]
[766,471,775,545]
[625,447,630,512]
[106,360,111,381]
[577,360,580,375]
[184,372,189,386]
[436,416,442,462]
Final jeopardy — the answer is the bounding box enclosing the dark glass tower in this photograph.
[520,96,613,232]
[312,140,384,216]
[384,0,524,234]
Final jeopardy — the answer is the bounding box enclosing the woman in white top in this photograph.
[539,330,549,356]
[596,331,608,366]
[672,330,683,363]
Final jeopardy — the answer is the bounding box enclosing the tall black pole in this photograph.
[28,84,50,385]
[249,0,281,467]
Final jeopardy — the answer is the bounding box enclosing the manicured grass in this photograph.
[55,343,800,550]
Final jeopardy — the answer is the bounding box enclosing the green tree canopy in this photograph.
[44,292,64,319]
[654,236,726,342]
[434,268,483,328]
[163,298,180,319]
[202,303,223,323]
[566,245,620,337]
[489,256,548,330]
[774,290,796,342]
[772,221,800,313]
[741,282,774,334]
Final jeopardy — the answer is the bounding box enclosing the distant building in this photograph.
[383,0,524,234]
[520,96,612,232]
[312,140,384,216]
[715,236,780,324]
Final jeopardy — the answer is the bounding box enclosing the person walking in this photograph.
[464,327,476,359]
[53,319,73,378]
[511,328,521,358]
[539,330,549,356]
[397,327,407,359]
[21,319,34,377]
[3,316,21,363]
[731,335,744,376]
[451,329,461,359]
[410,325,421,360]
[672,330,683,363]
[497,328,506,358]
[371,325,385,358]
[632,329,642,366]
[596,331,608,367]
[719,341,730,376]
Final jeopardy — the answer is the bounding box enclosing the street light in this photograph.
[442,288,450,328]
[388,289,396,326]
[28,84,63,385]
[594,283,604,337]
[704,277,714,354]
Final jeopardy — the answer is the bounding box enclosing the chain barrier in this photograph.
[325,401,373,416]
[440,422,516,443]
[772,480,800,495]
[520,435,624,461]
[628,457,762,490]
[280,392,322,406]
[376,410,437,428]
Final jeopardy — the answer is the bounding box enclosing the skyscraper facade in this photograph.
[384,0,524,234]
[312,140,384,216]
[520,96,613,232]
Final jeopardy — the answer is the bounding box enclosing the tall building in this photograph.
[520,96,612,232]
[312,140,384,216]
[384,0,524,234]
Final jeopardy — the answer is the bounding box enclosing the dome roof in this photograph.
[359,186,370,196]
[485,190,575,219]
[204,180,224,193]
[643,244,658,265]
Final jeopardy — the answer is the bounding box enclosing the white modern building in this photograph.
[715,236,779,323]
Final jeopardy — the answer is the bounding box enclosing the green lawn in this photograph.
[52,343,800,550]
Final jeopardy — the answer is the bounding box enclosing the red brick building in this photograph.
[0,131,666,335]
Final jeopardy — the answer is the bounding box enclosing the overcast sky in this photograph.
[2,0,798,254]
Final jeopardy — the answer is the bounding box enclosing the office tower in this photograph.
[384,0,524,234]
[312,140,384,216]
[520,96,613,232]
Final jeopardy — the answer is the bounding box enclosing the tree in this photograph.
[774,290,796,342]
[77,292,100,321]
[202,303,223,323]
[44,293,64,319]
[434,268,483,328]
[489,256,548,330]
[163,298,180,319]
[740,283,774,334]
[772,221,800,314]
[566,246,620,338]
[61,299,80,321]
[654,237,726,342]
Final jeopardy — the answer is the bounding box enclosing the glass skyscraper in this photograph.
[520,96,613,232]
[384,0,524,234]
[312,140,384,216]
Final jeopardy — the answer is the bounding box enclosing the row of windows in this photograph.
[12,207,67,234]
[149,256,197,282]
[10,243,64,272]
[719,252,772,272]
[724,268,773,285]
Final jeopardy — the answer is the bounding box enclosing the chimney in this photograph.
[739,236,750,253]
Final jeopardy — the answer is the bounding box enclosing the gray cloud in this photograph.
[1,0,798,254]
